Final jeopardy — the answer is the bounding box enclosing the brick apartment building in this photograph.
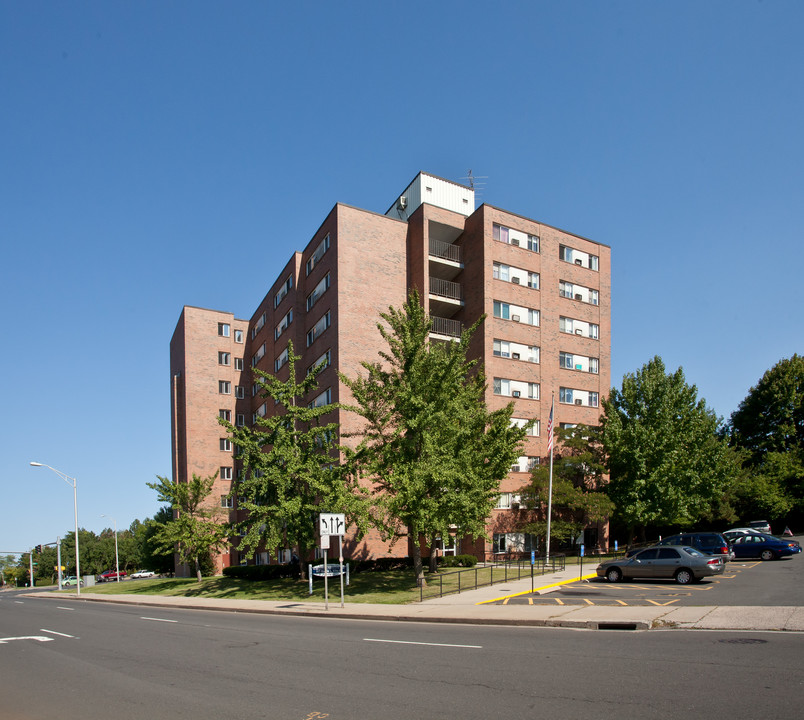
[170,172,611,574]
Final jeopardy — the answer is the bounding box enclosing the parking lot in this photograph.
[495,539,803,608]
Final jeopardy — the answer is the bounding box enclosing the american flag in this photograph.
[547,397,554,454]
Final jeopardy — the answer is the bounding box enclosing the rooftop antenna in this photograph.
[461,169,487,202]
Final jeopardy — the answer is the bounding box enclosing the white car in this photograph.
[131,570,155,579]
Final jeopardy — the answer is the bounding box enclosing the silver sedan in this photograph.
[597,546,725,585]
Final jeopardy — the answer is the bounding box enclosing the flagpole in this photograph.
[545,393,555,565]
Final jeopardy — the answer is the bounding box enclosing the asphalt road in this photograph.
[2,589,803,720]
[498,551,804,607]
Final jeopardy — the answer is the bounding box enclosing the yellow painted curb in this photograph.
[476,572,599,605]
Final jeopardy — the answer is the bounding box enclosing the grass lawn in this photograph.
[76,570,424,604]
[66,558,583,604]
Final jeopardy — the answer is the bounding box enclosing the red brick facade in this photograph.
[170,173,611,573]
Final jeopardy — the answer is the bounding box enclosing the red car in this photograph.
[98,570,127,581]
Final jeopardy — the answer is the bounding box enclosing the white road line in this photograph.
[140,616,178,623]
[41,629,76,638]
[56,606,74,611]
[364,638,482,649]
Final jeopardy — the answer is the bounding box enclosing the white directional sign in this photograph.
[319,513,346,537]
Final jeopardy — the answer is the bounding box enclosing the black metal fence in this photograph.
[418,555,567,602]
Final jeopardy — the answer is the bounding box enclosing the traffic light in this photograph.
[34,545,42,553]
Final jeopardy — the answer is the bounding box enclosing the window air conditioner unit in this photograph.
[511,237,520,246]
[575,328,583,335]
[512,352,520,360]
[575,293,583,300]
[575,398,583,405]
[575,258,583,265]
[512,314,521,322]
[511,501,520,509]
[511,276,520,284]
[512,390,521,397]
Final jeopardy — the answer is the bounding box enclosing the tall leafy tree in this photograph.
[340,291,526,584]
[147,473,229,581]
[600,356,736,539]
[729,355,804,517]
[518,425,613,550]
[220,341,368,580]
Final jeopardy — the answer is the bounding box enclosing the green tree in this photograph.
[600,356,736,540]
[131,507,175,575]
[729,355,804,517]
[220,341,367,580]
[519,425,613,550]
[340,291,526,584]
[146,473,229,581]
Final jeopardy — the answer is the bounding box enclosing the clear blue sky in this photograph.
[2,1,802,555]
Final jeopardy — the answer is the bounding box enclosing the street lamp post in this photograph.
[101,514,120,582]
[30,462,80,595]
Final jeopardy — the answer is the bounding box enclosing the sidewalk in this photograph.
[28,565,804,632]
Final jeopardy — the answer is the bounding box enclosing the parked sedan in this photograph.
[97,570,127,581]
[747,520,772,534]
[731,533,794,560]
[131,570,155,579]
[653,532,734,561]
[597,546,724,585]
[62,576,83,587]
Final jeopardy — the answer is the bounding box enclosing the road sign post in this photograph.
[319,513,346,610]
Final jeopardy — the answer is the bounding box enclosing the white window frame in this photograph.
[218,351,230,366]
[219,381,231,395]
[218,322,230,337]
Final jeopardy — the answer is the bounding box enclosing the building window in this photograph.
[528,272,539,290]
[492,533,507,553]
[306,311,331,347]
[235,386,245,399]
[560,387,573,404]
[236,413,245,427]
[219,381,231,395]
[274,275,293,308]
[493,339,510,358]
[306,273,330,311]
[218,323,230,337]
[493,378,510,396]
[589,357,599,374]
[493,300,510,320]
[306,234,331,276]
[511,417,538,436]
[492,224,538,253]
[220,467,232,480]
[234,329,244,343]
[251,343,266,367]
[234,357,243,371]
[218,351,231,366]
[275,310,293,340]
[220,495,234,509]
[309,388,332,408]
[219,409,231,421]
[220,438,232,452]
[559,245,598,271]
[308,349,331,375]
[590,392,599,407]
[560,352,574,369]
[527,457,540,470]
[493,262,510,282]
[275,347,289,372]
[252,313,266,340]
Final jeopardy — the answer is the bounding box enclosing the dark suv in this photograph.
[655,532,733,560]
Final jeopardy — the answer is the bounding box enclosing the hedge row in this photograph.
[222,553,478,581]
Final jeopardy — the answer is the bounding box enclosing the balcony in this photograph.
[429,239,462,264]
[430,316,462,339]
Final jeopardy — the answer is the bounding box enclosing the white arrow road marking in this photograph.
[41,629,75,638]
[364,638,482,649]
[0,636,54,644]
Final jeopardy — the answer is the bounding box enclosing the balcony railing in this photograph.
[430,316,462,338]
[429,239,462,263]
[429,277,462,301]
